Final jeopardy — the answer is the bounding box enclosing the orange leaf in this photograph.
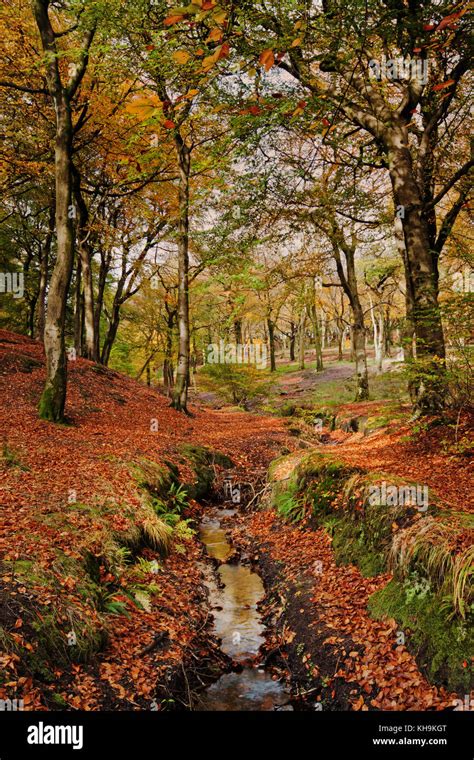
[259,49,275,72]
[206,27,222,43]
[164,15,185,26]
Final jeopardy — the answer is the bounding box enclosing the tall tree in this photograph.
[32,0,96,420]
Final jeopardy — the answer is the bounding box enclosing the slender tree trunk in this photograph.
[74,258,83,356]
[329,230,369,400]
[94,253,109,361]
[73,167,96,360]
[36,200,54,341]
[27,292,38,339]
[289,321,296,361]
[234,318,243,344]
[171,136,191,412]
[267,317,276,372]
[369,294,383,374]
[298,308,306,370]
[337,324,343,361]
[353,304,369,400]
[163,308,175,396]
[309,304,323,371]
[349,326,356,362]
[100,304,120,366]
[38,102,74,421]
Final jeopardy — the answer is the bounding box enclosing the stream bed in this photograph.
[196,507,292,711]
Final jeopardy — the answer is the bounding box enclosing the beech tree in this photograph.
[229,0,472,412]
[31,0,97,420]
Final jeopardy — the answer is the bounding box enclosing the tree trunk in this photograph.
[369,294,383,374]
[234,318,243,344]
[289,321,296,361]
[33,1,95,420]
[353,305,369,400]
[387,131,446,412]
[298,308,306,370]
[329,228,369,400]
[74,258,83,356]
[163,307,175,397]
[267,317,276,372]
[94,252,109,361]
[310,304,323,371]
[100,303,120,367]
[35,200,54,341]
[38,103,74,421]
[337,325,343,361]
[349,326,356,362]
[73,167,96,360]
[171,136,191,412]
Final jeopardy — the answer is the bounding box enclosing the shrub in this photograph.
[200,363,271,406]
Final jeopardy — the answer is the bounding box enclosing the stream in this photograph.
[196,507,292,711]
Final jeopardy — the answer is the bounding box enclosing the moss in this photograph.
[31,610,108,667]
[134,459,179,500]
[178,444,233,499]
[280,403,296,417]
[328,514,384,576]
[50,693,69,709]
[2,559,49,586]
[38,377,64,422]
[303,460,355,515]
[2,442,29,470]
[368,579,474,692]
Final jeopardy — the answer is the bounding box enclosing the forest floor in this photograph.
[0,330,472,710]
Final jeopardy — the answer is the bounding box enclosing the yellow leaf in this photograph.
[173,50,191,64]
[291,38,302,47]
[185,88,199,98]
[202,48,220,71]
[206,27,222,42]
[212,9,227,25]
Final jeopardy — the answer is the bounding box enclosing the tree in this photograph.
[233,0,472,412]
[32,0,97,420]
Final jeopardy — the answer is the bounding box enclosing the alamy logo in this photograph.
[0,698,23,711]
[453,695,474,711]
[0,271,24,299]
[368,481,429,512]
[206,340,267,370]
[369,56,428,85]
[27,722,83,750]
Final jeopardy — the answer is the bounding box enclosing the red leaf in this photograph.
[218,42,230,59]
[432,79,455,91]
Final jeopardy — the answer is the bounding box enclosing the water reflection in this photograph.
[197,509,292,711]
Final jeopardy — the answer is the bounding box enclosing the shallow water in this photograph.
[197,509,291,711]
